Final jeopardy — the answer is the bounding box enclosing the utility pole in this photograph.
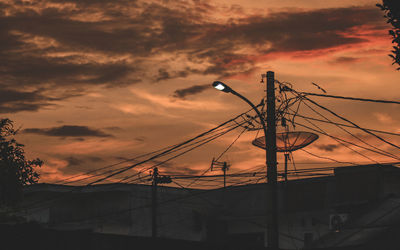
[266,71,279,249]
[151,167,158,239]
[151,167,171,239]
[212,73,279,248]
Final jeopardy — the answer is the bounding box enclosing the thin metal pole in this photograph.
[151,167,158,238]
[223,162,227,188]
[284,153,289,182]
[266,71,279,249]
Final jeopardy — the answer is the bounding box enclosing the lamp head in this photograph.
[212,81,232,93]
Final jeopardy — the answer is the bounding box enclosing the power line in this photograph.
[20,109,257,211]
[53,139,202,185]
[117,121,248,184]
[87,108,259,185]
[23,108,260,212]
[278,83,400,154]
[185,127,247,188]
[284,111,400,137]
[57,146,177,185]
[169,167,339,180]
[303,95,400,151]
[120,119,251,184]
[293,121,398,161]
[277,81,400,152]
[300,148,358,166]
[281,88,400,164]
[167,164,266,189]
[298,101,400,161]
[215,127,247,162]
[299,92,400,105]
[294,108,379,164]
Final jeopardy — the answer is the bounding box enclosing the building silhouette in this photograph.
[13,163,400,249]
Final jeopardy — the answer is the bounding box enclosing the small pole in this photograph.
[284,153,289,182]
[211,159,229,188]
[223,162,227,188]
[151,167,158,238]
[266,71,279,249]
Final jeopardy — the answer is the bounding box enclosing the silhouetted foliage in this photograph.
[377,1,400,69]
[0,119,42,206]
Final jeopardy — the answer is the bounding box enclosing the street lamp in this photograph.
[212,81,232,93]
[212,72,279,250]
[212,81,267,142]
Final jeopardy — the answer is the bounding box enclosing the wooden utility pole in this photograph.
[266,71,279,249]
[151,167,158,238]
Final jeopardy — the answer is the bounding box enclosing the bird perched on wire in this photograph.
[311,82,327,93]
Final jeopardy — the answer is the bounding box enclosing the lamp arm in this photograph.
[230,90,268,137]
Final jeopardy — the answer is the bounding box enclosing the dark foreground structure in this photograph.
[0,223,212,250]
[2,222,399,250]
[7,164,400,249]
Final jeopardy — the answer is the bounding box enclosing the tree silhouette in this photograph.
[0,119,42,206]
[377,1,400,69]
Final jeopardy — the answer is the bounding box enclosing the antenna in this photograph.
[211,157,230,188]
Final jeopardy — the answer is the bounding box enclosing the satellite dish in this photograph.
[252,131,318,152]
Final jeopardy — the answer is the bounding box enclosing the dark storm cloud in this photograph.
[0,1,385,112]
[236,7,382,50]
[1,4,187,55]
[49,0,138,7]
[173,84,210,99]
[0,89,55,113]
[7,3,382,53]
[0,16,134,85]
[183,6,383,76]
[315,143,341,152]
[23,125,112,137]
[4,3,382,57]
[3,55,133,86]
[155,67,202,82]
[0,7,139,88]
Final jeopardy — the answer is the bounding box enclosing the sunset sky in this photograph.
[1,0,400,187]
